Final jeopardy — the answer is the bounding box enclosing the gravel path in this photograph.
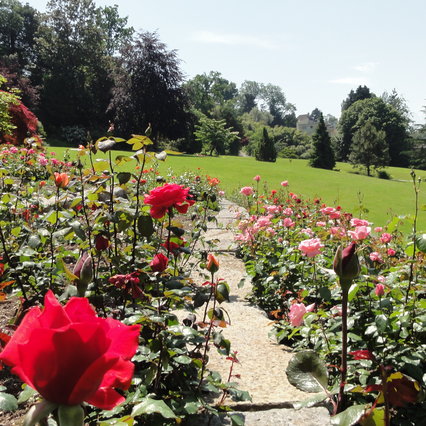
[191,200,331,424]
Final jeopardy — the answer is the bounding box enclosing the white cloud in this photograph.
[329,77,370,85]
[191,31,279,50]
[353,62,379,73]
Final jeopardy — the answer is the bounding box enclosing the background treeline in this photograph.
[1,0,426,170]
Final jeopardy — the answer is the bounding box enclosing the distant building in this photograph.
[296,114,318,135]
[297,114,338,137]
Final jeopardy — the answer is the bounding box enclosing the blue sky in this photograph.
[26,0,426,123]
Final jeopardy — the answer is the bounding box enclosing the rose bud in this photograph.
[53,172,69,188]
[95,234,110,251]
[206,253,219,274]
[333,242,360,291]
[73,251,93,296]
[150,253,169,273]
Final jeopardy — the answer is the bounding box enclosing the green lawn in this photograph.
[52,146,426,232]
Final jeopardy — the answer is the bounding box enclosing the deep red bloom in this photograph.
[150,253,169,273]
[349,350,375,360]
[109,272,143,299]
[95,234,110,251]
[144,183,195,219]
[0,291,140,410]
[162,238,186,254]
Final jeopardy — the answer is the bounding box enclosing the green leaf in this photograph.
[183,401,200,415]
[360,407,385,426]
[93,159,109,172]
[375,314,387,333]
[131,397,176,419]
[117,172,132,185]
[415,234,426,253]
[115,155,134,165]
[173,355,192,364]
[331,404,367,426]
[230,413,245,426]
[18,385,38,404]
[215,282,230,303]
[348,283,361,302]
[0,392,18,411]
[137,215,154,238]
[28,235,41,249]
[286,351,328,393]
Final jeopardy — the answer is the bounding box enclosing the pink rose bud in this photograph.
[375,283,385,296]
[333,242,360,291]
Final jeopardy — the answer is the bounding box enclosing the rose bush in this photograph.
[0,290,140,410]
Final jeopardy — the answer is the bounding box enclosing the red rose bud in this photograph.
[95,234,110,251]
[0,290,140,410]
[349,350,375,361]
[206,253,219,274]
[73,252,93,296]
[150,253,169,273]
[333,242,360,291]
[53,172,69,188]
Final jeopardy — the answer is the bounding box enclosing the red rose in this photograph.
[144,183,195,219]
[150,253,169,272]
[0,291,140,410]
[349,349,375,360]
[95,234,110,251]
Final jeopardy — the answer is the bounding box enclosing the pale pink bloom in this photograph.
[283,207,293,216]
[298,238,324,257]
[20,148,27,153]
[38,157,48,166]
[331,305,343,316]
[50,152,56,156]
[289,303,315,326]
[330,226,346,237]
[253,175,261,182]
[348,226,371,240]
[351,218,370,227]
[218,190,225,196]
[374,227,383,232]
[66,162,73,167]
[28,148,35,154]
[265,205,281,215]
[300,228,314,237]
[283,217,295,228]
[240,186,254,196]
[316,221,326,227]
[387,248,396,256]
[296,214,302,219]
[329,211,341,219]
[375,283,385,296]
[266,227,276,236]
[277,237,283,243]
[256,215,272,228]
[291,193,299,200]
[10,147,18,154]
[281,180,288,187]
[380,233,392,244]
[369,252,383,263]
[377,275,386,283]
[320,207,336,215]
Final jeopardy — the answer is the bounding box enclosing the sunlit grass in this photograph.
[51,146,426,232]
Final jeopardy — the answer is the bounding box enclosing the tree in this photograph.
[34,0,122,132]
[349,120,389,176]
[341,85,374,112]
[309,108,322,122]
[238,80,261,113]
[255,127,276,162]
[260,83,296,127]
[109,31,190,141]
[310,114,335,169]
[0,0,40,73]
[337,97,409,166]
[194,115,239,156]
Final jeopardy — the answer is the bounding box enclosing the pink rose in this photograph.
[316,221,326,227]
[240,186,254,196]
[280,181,288,187]
[348,226,371,240]
[380,233,392,244]
[387,248,396,256]
[298,238,324,257]
[375,283,385,296]
[289,303,315,326]
[374,227,383,232]
[351,218,370,227]
[283,217,295,228]
[369,251,383,262]
[253,175,261,182]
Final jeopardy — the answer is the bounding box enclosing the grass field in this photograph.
[51,146,426,232]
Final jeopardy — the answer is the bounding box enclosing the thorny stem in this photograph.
[131,151,147,266]
[337,287,348,412]
[108,150,118,258]
[0,221,28,301]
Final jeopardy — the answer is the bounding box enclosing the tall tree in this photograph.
[34,0,122,131]
[194,114,238,156]
[0,0,40,73]
[238,80,261,113]
[309,108,322,122]
[310,114,335,170]
[337,97,409,166]
[255,127,276,162]
[349,120,389,176]
[260,83,296,127]
[341,85,374,112]
[109,31,190,141]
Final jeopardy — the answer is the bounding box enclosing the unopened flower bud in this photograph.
[206,253,219,274]
[333,242,360,291]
